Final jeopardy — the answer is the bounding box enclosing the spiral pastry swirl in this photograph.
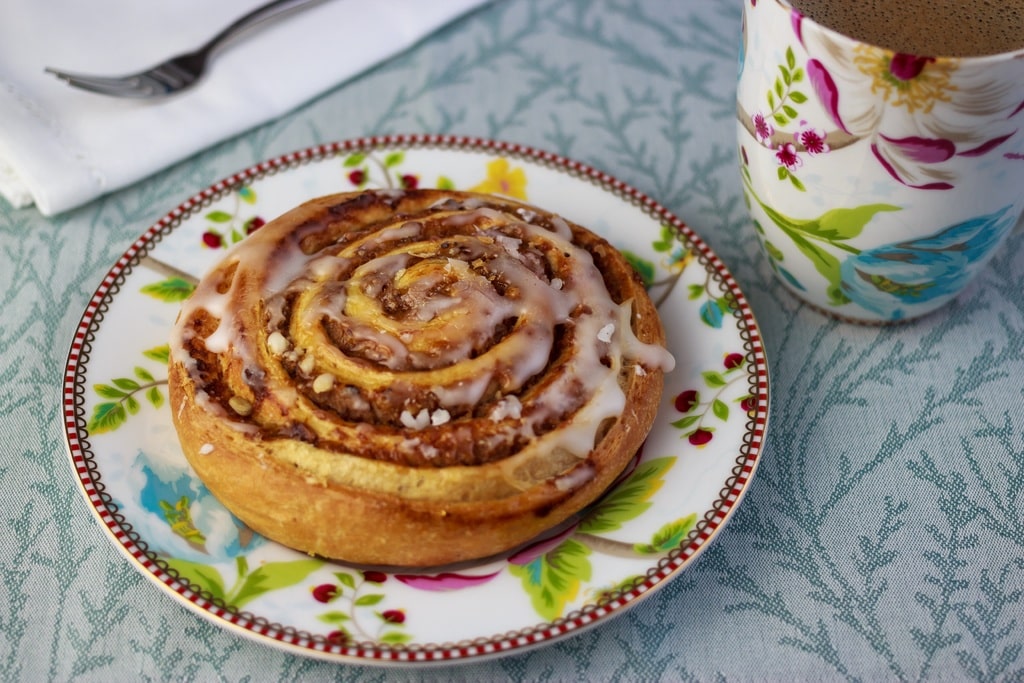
[169,190,674,567]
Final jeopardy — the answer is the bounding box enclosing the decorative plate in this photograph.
[62,135,769,665]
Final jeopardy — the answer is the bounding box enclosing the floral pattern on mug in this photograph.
[738,1,1024,320]
[739,45,833,191]
[838,204,1017,318]
[794,10,1022,190]
[742,151,1017,318]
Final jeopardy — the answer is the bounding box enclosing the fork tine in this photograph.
[45,68,185,99]
[45,69,156,99]
[44,68,130,88]
[45,68,197,98]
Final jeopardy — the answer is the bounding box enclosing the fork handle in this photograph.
[199,0,328,56]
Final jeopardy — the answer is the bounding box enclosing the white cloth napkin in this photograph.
[0,0,488,216]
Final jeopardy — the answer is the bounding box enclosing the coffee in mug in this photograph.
[788,0,1024,57]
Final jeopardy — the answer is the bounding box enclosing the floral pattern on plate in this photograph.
[63,134,768,665]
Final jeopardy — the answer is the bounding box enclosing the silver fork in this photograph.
[45,0,326,99]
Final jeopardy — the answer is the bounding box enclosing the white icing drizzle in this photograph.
[429,374,494,408]
[549,216,573,241]
[554,462,596,491]
[171,191,676,467]
[615,299,676,373]
[492,234,524,261]
[489,395,523,422]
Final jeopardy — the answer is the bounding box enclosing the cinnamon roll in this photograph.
[168,189,675,567]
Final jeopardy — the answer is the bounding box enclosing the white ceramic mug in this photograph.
[737,0,1024,322]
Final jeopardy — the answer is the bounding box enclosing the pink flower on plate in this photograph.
[798,28,1020,190]
[753,112,775,147]
[795,126,830,155]
[775,143,803,171]
[394,568,501,592]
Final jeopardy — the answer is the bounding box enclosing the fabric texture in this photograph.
[3,1,1024,681]
[0,0,488,215]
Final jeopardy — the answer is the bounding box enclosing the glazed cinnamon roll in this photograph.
[168,189,674,567]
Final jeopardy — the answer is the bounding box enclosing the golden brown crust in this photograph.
[168,189,670,567]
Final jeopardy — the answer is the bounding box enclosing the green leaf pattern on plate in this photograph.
[509,539,593,621]
[312,571,412,646]
[86,346,170,434]
[671,352,754,447]
[140,277,196,303]
[512,456,697,621]
[199,185,266,250]
[579,457,674,534]
[165,555,323,610]
[624,223,733,327]
[635,514,699,555]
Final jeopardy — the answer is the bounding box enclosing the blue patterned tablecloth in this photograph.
[4,1,1024,680]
